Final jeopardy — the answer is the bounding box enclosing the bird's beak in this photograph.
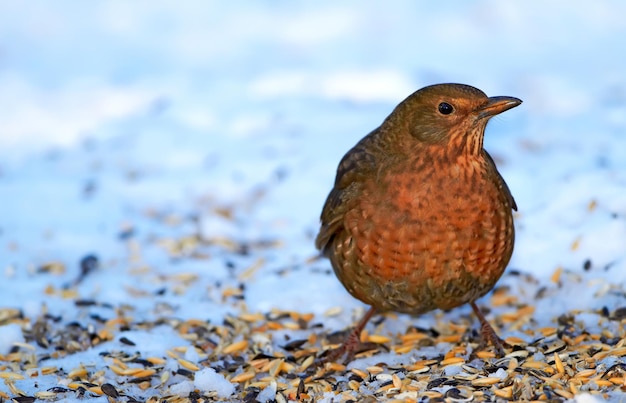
[478,96,522,119]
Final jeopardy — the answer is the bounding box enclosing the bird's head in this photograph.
[389,83,521,156]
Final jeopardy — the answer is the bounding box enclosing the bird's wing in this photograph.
[484,151,517,211]
[315,133,379,254]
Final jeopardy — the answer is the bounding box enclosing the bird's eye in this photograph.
[438,102,454,115]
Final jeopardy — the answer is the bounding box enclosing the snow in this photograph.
[0,323,24,354]
[1,0,626,401]
[255,380,277,403]
[576,393,604,403]
[491,368,508,380]
[194,368,235,398]
[443,364,463,376]
[169,380,194,397]
[184,345,200,364]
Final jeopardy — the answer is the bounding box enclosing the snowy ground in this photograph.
[1,2,626,402]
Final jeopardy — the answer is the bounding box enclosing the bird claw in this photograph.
[315,345,355,367]
[470,301,506,357]
[477,325,506,357]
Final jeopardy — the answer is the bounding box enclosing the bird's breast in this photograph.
[344,159,514,302]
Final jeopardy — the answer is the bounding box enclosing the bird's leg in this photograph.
[470,301,505,356]
[319,306,377,364]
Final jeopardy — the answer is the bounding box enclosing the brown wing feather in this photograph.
[315,131,381,254]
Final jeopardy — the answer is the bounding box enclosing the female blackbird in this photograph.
[316,83,522,361]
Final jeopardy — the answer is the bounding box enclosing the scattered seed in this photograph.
[133,368,157,378]
[67,367,88,379]
[88,386,104,395]
[40,366,58,375]
[366,365,384,375]
[101,383,119,398]
[551,267,563,283]
[368,334,391,344]
[146,356,166,365]
[5,254,626,401]
[324,307,342,317]
[555,387,574,399]
[493,388,512,399]
[219,339,247,356]
[441,357,465,366]
[326,362,346,372]
[34,391,57,400]
[231,371,256,383]
[177,358,200,371]
[471,377,502,387]
[0,372,25,380]
[554,353,565,374]
[238,258,266,281]
[475,350,496,359]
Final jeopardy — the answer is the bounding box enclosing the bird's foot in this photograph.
[315,329,359,366]
[477,320,505,357]
[470,301,506,357]
[316,342,356,366]
[315,307,377,366]
[316,339,381,367]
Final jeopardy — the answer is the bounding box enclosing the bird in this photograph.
[315,83,521,362]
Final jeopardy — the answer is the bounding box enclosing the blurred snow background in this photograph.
[0,1,625,400]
